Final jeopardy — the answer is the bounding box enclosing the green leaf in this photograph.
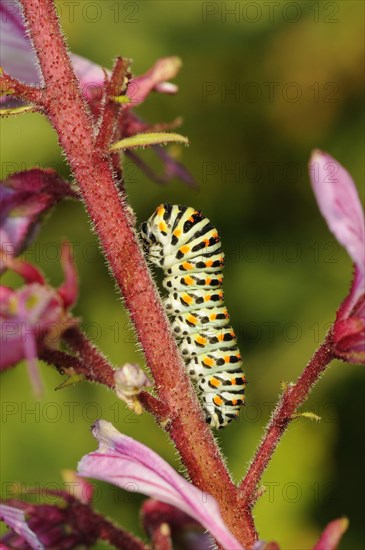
[291,411,321,423]
[110,132,189,152]
[55,373,85,390]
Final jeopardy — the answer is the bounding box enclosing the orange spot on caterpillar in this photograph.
[196,335,207,345]
[206,260,213,267]
[184,276,194,286]
[173,229,182,237]
[210,312,217,321]
[159,221,167,232]
[187,314,197,325]
[182,262,193,270]
[180,245,190,255]
[205,277,211,285]
[182,294,193,305]
[230,378,236,385]
[210,377,221,387]
[231,399,238,406]
[224,355,229,363]
[203,357,214,367]
[204,294,211,301]
[213,395,223,406]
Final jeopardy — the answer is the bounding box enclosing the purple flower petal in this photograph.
[0,496,104,548]
[0,283,59,394]
[2,257,45,285]
[57,242,78,309]
[309,150,365,362]
[78,420,244,550]
[0,0,41,85]
[0,251,78,391]
[153,146,198,189]
[126,57,182,107]
[126,148,198,188]
[0,503,44,550]
[69,53,106,102]
[0,1,104,102]
[309,150,365,303]
[0,169,76,273]
[312,517,349,550]
[155,82,178,94]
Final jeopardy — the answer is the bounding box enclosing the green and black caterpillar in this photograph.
[141,204,246,428]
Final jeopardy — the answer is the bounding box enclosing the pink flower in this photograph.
[0,0,179,107]
[0,0,104,98]
[312,517,349,550]
[0,476,97,550]
[78,419,244,550]
[0,503,44,550]
[0,244,78,394]
[0,0,197,188]
[0,169,76,273]
[309,150,365,364]
[126,56,181,106]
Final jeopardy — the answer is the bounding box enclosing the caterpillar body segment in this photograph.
[141,204,246,428]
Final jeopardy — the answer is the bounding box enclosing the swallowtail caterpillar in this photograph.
[141,204,246,428]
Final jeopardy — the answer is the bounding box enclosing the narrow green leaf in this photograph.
[0,105,38,117]
[291,411,321,423]
[55,373,85,390]
[110,132,189,152]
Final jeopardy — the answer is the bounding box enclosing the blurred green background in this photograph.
[1,1,364,548]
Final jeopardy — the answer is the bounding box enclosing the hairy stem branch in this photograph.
[0,70,43,104]
[239,330,335,506]
[62,326,116,388]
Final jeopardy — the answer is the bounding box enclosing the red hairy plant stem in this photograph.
[19,0,255,544]
[40,346,115,387]
[71,503,150,550]
[96,56,129,150]
[138,392,170,420]
[0,70,43,104]
[40,347,89,374]
[96,57,130,187]
[94,512,150,550]
[62,327,116,388]
[239,330,335,504]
